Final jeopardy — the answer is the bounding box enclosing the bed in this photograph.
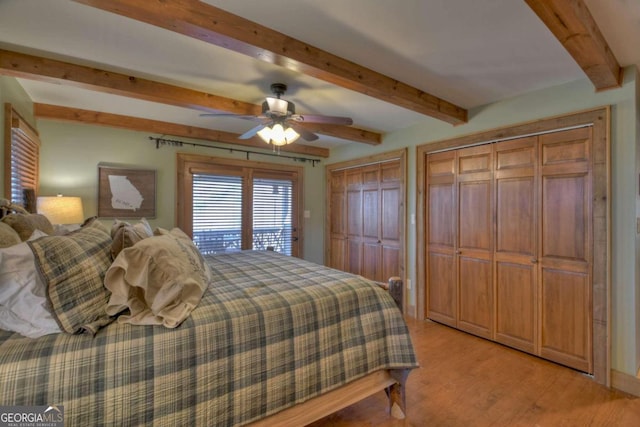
[0,213,418,426]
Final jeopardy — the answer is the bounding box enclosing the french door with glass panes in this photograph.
[177,154,302,257]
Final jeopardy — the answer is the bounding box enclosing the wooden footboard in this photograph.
[248,369,411,426]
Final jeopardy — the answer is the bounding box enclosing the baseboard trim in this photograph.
[611,369,640,397]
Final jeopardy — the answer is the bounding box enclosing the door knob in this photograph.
[531,258,538,264]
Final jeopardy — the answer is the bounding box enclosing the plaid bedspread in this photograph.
[0,251,417,426]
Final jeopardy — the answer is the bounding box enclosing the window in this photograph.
[177,154,303,257]
[192,173,243,254]
[252,177,294,254]
[3,104,40,205]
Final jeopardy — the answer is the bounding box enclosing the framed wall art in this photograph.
[98,164,156,218]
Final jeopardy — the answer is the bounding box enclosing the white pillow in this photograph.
[0,230,61,338]
[0,305,61,338]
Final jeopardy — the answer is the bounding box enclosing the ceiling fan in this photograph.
[201,83,353,145]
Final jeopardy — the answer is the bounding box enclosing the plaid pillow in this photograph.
[28,220,114,334]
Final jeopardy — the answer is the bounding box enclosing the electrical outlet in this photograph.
[406,279,412,290]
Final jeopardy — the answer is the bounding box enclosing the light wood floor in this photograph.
[310,318,640,426]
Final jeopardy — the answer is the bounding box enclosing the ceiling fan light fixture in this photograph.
[257,122,300,146]
[284,126,300,143]
[265,97,289,116]
[256,126,272,142]
[202,82,349,143]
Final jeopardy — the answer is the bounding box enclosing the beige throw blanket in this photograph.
[104,228,211,328]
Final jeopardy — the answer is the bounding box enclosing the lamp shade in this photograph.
[37,196,84,224]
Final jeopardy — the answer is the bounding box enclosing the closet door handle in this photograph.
[455,250,461,255]
[531,258,538,264]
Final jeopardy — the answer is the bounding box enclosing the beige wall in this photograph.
[0,76,36,197]
[327,67,639,377]
[636,66,640,374]
[35,122,327,264]
[0,74,325,263]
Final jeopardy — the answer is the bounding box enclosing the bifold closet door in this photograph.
[456,145,493,339]
[333,161,402,284]
[426,151,457,327]
[539,127,592,373]
[494,137,538,353]
[424,126,594,373]
[329,171,347,271]
[361,165,381,281]
[379,161,402,283]
[425,146,493,336]
[346,168,364,275]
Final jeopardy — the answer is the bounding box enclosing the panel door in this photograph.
[379,161,402,282]
[346,169,363,275]
[328,170,346,270]
[457,145,493,339]
[426,151,457,326]
[539,127,592,373]
[494,137,538,353]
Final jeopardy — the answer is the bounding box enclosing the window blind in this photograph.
[192,174,243,255]
[10,127,39,205]
[252,178,293,255]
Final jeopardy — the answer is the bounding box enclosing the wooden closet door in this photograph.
[379,161,402,282]
[539,127,592,373]
[331,159,403,284]
[426,151,457,327]
[494,137,538,353]
[346,169,363,275]
[328,170,346,271]
[361,165,381,280]
[457,145,493,339]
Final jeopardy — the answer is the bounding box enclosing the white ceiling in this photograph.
[0,0,638,150]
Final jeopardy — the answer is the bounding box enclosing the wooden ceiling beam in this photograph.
[33,103,330,158]
[0,49,259,116]
[72,0,468,125]
[0,49,379,145]
[525,0,622,90]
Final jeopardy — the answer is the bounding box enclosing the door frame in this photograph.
[416,107,610,386]
[176,152,304,257]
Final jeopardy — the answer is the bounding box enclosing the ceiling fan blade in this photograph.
[238,123,269,139]
[293,114,353,126]
[200,113,265,121]
[289,123,319,141]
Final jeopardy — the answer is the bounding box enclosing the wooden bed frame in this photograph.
[250,276,410,426]
[250,369,410,426]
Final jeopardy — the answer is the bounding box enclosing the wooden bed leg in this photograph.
[386,369,410,419]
